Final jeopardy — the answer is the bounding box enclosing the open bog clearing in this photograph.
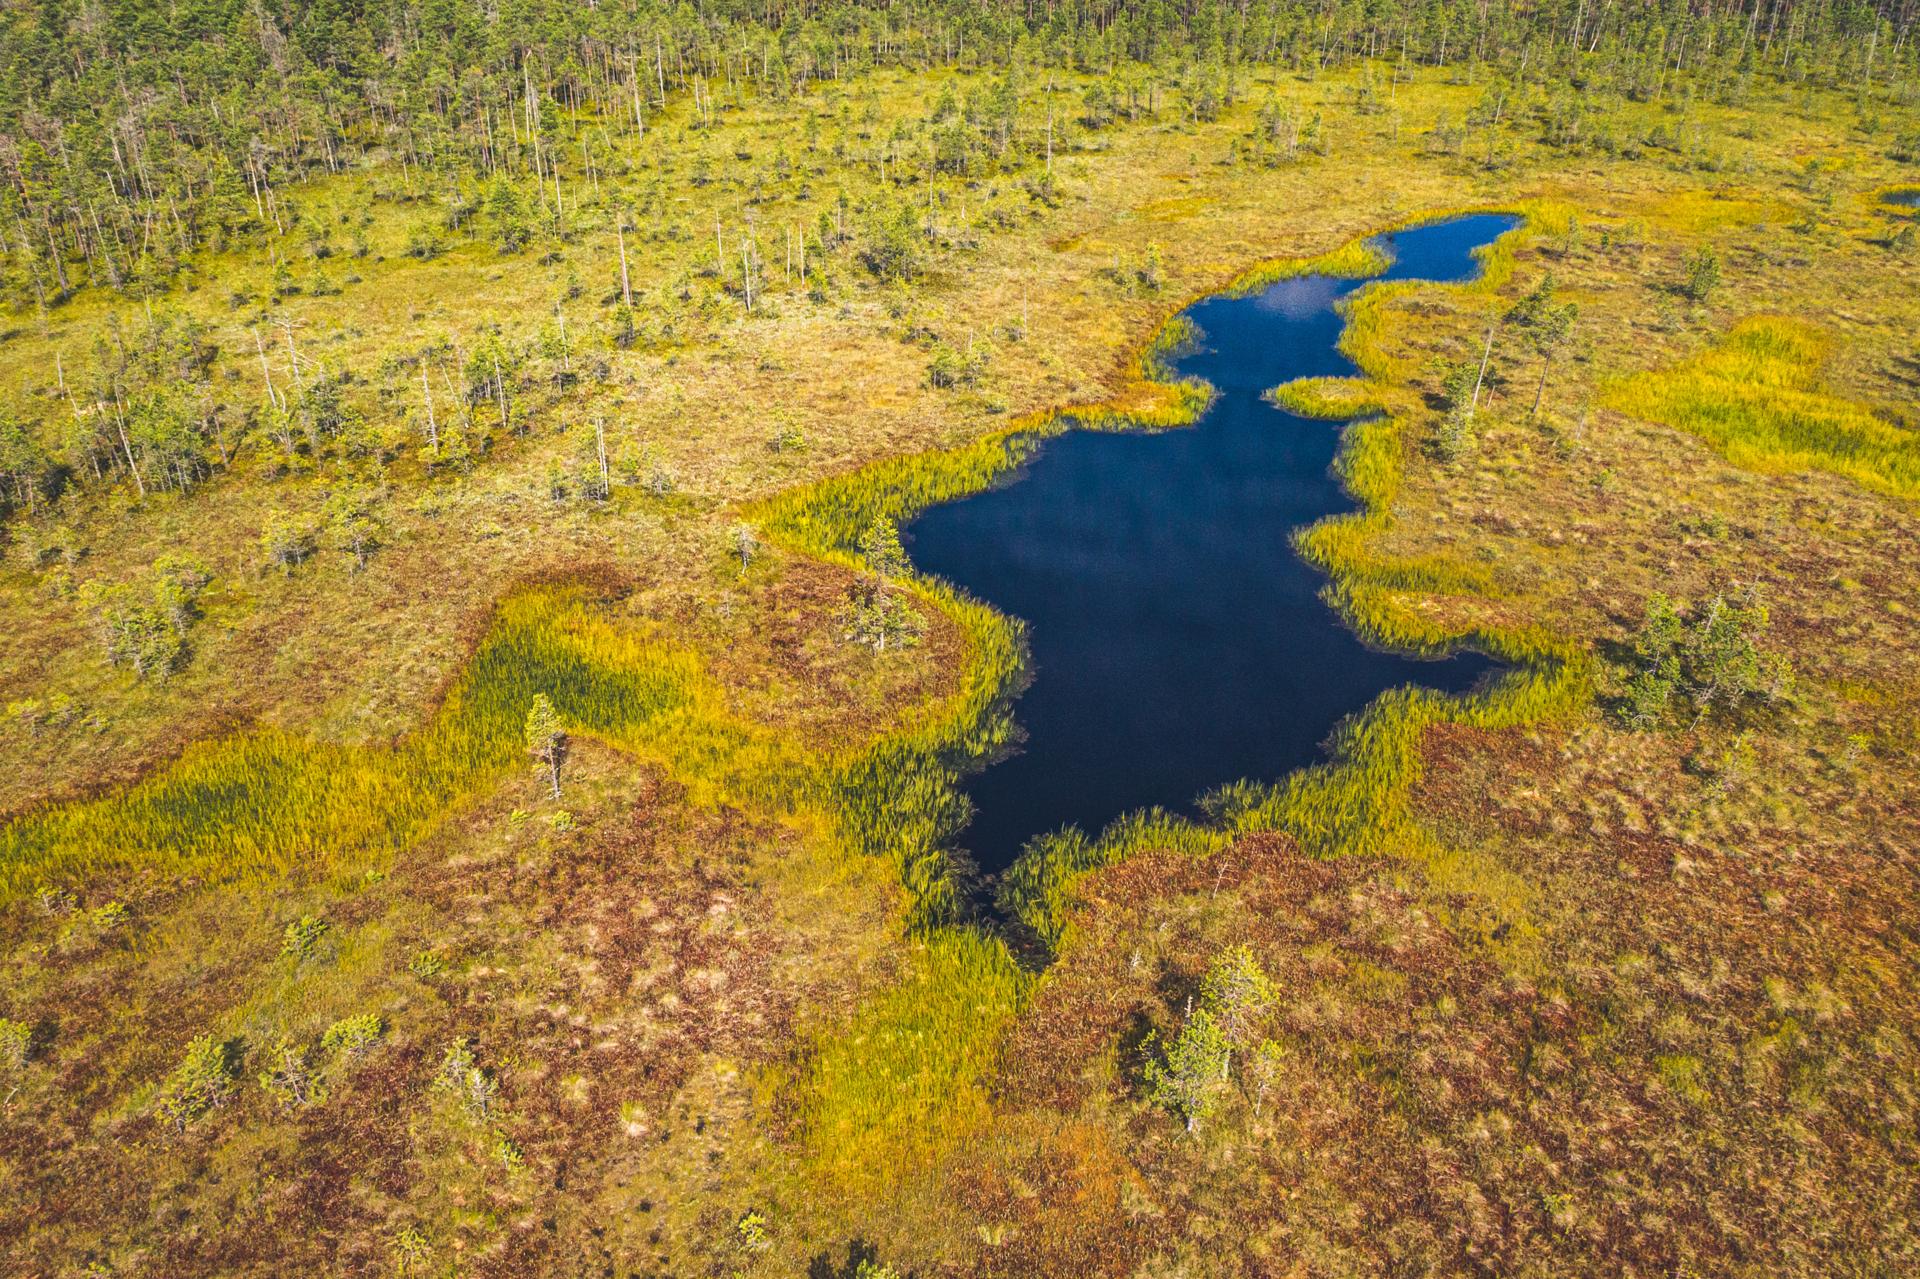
[2,5,1919,1275]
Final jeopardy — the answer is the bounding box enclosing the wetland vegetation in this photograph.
[2,0,1919,1274]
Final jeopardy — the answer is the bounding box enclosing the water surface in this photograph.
[908,214,1517,874]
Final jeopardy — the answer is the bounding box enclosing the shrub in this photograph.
[1199,945,1278,1063]
[0,1017,31,1070]
[487,177,533,253]
[1143,1002,1231,1133]
[1679,245,1721,302]
[260,511,318,574]
[433,1038,497,1118]
[257,1040,319,1109]
[1142,946,1282,1133]
[1104,243,1165,293]
[736,1210,770,1251]
[404,224,446,260]
[840,579,927,653]
[926,338,992,389]
[1620,586,1792,728]
[1434,408,1472,461]
[7,696,68,735]
[326,490,386,570]
[856,517,910,579]
[77,573,196,680]
[157,1034,239,1129]
[64,899,133,951]
[859,194,921,281]
[1246,1038,1289,1115]
[641,461,677,496]
[731,523,760,574]
[281,914,329,961]
[524,694,567,799]
[150,553,213,632]
[321,1013,386,1060]
[389,1227,433,1275]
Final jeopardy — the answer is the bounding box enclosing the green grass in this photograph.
[1870,184,1920,211]
[1225,237,1393,296]
[1601,315,1920,501]
[0,590,711,899]
[794,927,1027,1185]
[1264,375,1388,419]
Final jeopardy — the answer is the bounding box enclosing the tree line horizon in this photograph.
[2,0,1913,305]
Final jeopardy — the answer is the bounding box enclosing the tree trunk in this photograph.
[111,398,146,497]
[616,220,632,306]
[421,365,438,452]
[1470,318,1496,415]
[595,418,610,497]
[493,351,509,431]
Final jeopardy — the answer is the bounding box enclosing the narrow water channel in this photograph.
[907,213,1519,876]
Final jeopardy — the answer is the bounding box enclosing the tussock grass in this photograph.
[1601,315,1920,502]
[1225,237,1393,296]
[998,810,1228,952]
[794,927,1026,1185]
[1206,625,1591,860]
[1002,624,1592,953]
[820,582,1024,931]
[1264,376,1389,419]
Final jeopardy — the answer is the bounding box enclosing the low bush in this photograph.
[157,1035,239,1130]
[321,1013,386,1060]
[0,1017,31,1071]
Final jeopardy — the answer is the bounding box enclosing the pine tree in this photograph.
[525,694,568,798]
[1143,1000,1231,1134]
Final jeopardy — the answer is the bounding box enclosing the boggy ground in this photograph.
[1,738,903,1276]
[932,122,1920,1279]
[2,58,1919,1279]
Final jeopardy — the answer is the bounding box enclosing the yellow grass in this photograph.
[1602,315,1920,502]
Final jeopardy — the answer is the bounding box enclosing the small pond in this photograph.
[908,213,1519,875]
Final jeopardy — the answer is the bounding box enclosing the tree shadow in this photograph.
[808,1238,914,1279]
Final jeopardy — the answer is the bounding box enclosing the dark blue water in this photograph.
[907,214,1517,874]
[1889,190,1920,207]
